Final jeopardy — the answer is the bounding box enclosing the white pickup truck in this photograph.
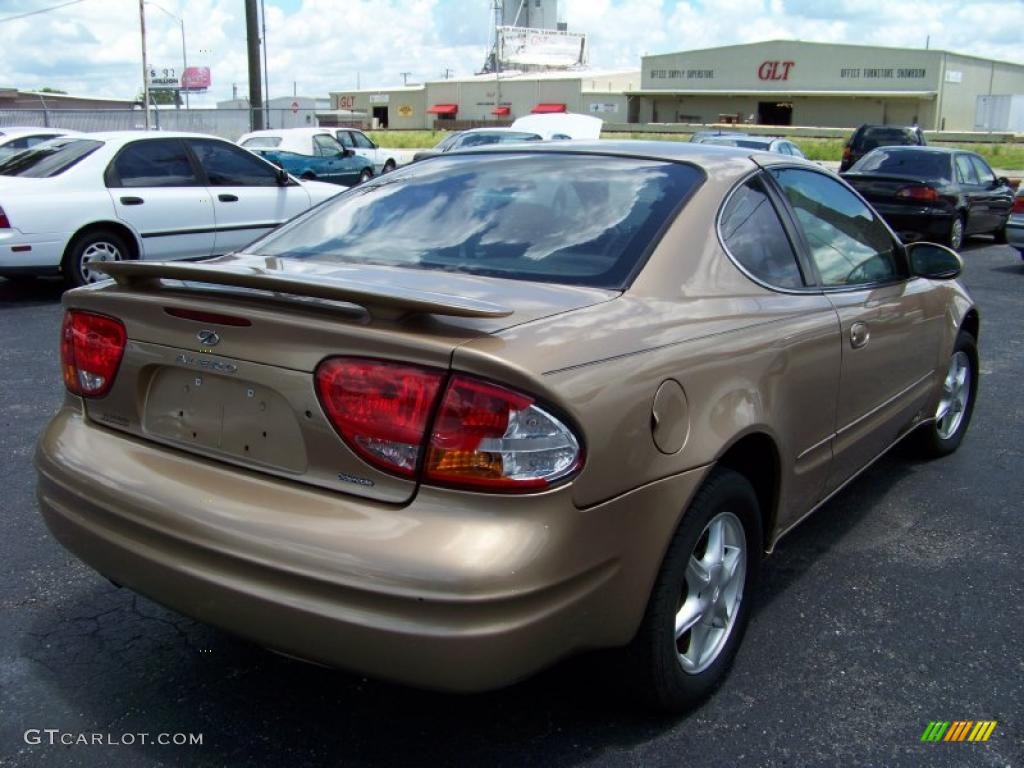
[330,128,414,175]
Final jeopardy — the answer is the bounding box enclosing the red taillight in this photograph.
[1013,195,1024,215]
[896,185,940,203]
[425,376,581,492]
[60,310,127,397]
[315,358,445,478]
[313,357,583,492]
[0,205,10,229]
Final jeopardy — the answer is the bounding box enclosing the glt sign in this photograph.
[758,60,795,81]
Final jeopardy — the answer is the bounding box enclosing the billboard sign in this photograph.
[498,26,586,69]
[148,67,180,89]
[181,66,211,91]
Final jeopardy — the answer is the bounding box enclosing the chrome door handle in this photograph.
[850,321,870,349]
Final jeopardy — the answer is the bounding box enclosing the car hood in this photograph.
[510,113,603,140]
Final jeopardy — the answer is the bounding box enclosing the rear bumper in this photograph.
[36,406,706,692]
[0,228,67,271]
[871,204,952,242]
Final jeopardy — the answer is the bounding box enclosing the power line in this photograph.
[0,0,86,24]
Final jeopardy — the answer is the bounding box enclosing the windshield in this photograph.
[251,153,703,289]
[0,138,103,177]
[856,127,920,151]
[849,149,952,180]
[241,137,282,148]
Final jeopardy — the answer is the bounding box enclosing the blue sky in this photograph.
[0,0,1021,103]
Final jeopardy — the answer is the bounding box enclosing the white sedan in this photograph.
[330,128,414,174]
[0,126,81,161]
[0,131,340,287]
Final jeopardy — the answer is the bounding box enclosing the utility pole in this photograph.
[443,68,452,80]
[244,0,264,129]
[260,0,270,128]
[400,71,412,86]
[139,0,150,130]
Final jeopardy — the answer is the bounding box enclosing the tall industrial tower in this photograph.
[481,0,572,73]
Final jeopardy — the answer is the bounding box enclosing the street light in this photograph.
[145,1,189,109]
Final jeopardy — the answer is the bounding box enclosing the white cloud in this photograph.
[0,0,1020,103]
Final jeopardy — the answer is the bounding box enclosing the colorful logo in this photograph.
[921,721,997,742]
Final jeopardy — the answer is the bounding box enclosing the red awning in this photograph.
[530,103,566,114]
[426,104,458,116]
[491,106,511,116]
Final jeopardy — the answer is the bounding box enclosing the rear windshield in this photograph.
[251,153,703,289]
[0,138,103,177]
[241,137,282,148]
[855,127,921,151]
[849,149,952,180]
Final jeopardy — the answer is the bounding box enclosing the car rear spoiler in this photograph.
[92,260,513,320]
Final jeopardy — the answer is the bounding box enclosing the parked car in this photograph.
[36,142,979,714]
[1008,183,1024,258]
[695,135,806,158]
[841,146,1014,249]
[411,128,543,162]
[0,131,341,287]
[238,127,375,185]
[0,127,81,161]
[839,124,925,172]
[690,130,747,143]
[330,128,413,174]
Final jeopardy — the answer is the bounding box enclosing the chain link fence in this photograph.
[0,108,320,141]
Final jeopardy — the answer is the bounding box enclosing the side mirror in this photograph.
[907,242,962,280]
[275,168,290,186]
[997,176,1009,187]
[341,148,355,158]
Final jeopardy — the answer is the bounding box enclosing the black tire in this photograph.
[358,168,373,184]
[622,467,762,714]
[915,331,978,458]
[946,214,966,251]
[383,159,396,173]
[993,218,1008,244]
[62,230,129,290]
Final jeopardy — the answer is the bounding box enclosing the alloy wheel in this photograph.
[935,350,971,440]
[675,511,747,674]
[80,241,122,283]
[950,218,964,251]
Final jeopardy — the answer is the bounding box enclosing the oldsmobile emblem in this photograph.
[197,329,220,347]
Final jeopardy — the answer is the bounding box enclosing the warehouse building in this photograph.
[634,40,1024,130]
[330,69,638,130]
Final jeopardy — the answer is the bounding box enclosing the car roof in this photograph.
[447,139,816,171]
[863,145,961,156]
[0,126,78,137]
[79,130,230,142]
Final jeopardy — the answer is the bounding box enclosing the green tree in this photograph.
[136,88,181,106]
[34,87,67,94]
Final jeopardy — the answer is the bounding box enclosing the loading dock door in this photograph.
[373,106,388,128]
[758,101,793,126]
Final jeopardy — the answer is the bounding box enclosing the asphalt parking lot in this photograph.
[1,243,1022,768]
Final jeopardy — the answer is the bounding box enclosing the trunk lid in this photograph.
[68,254,616,504]
[843,173,942,209]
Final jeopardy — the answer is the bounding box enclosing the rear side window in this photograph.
[851,149,951,181]
[771,168,901,288]
[110,139,198,187]
[189,139,279,186]
[721,175,805,289]
[252,153,703,289]
[0,138,102,177]
[352,132,375,149]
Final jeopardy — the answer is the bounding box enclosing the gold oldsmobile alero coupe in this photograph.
[36,141,978,712]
